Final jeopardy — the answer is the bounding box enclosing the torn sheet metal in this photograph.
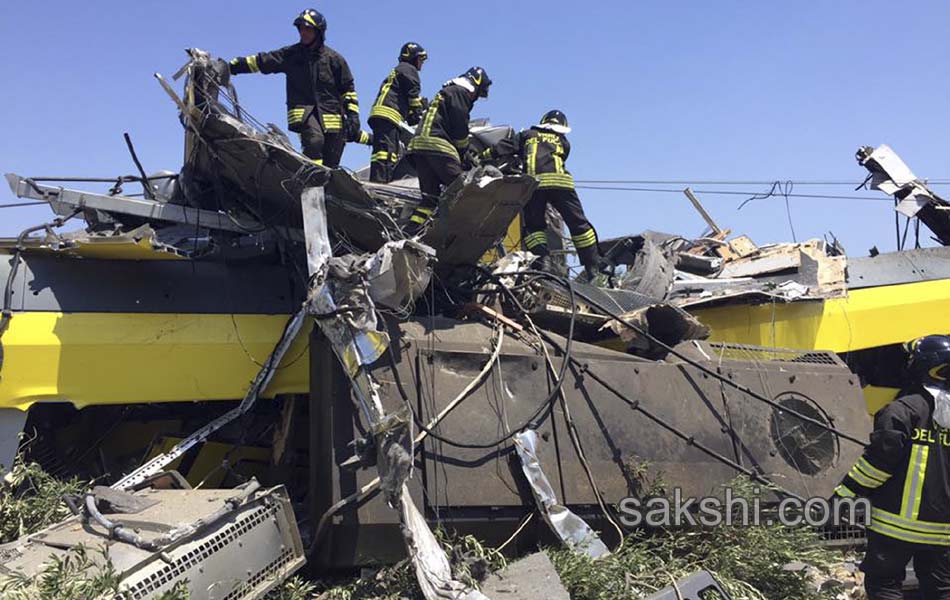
[858,144,931,217]
[857,144,950,245]
[513,430,609,559]
[400,485,490,600]
[605,304,710,357]
[301,187,481,599]
[421,167,536,274]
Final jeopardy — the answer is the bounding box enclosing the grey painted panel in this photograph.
[2,254,300,314]
[0,408,27,474]
[847,246,950,290]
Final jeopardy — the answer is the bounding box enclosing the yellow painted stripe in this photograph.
[247,55,259,73]
[0,312,311,410]
[694,278,950,355]
[864,385,901,416]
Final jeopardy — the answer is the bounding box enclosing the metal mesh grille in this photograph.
[709,343,839,366]
[124,501,278,599]
[221,548,297,600]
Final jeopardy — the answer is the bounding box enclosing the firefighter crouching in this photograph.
[834,335,950,599]
[228,8,368,167]
[483,110,611,283]
[404,66,492,235]
[369,43,427,183]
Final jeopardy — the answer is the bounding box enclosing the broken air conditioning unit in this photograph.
[0,478,305,600]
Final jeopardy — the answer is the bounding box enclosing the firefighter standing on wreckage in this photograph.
[834,335,950,600]
[403,66,492,235]
[368,43,428,183]
[482,111,611,283]
[227,8,371,168]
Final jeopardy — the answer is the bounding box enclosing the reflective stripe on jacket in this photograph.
[836,388,950,545]
[370,62,423,126]
[407,84,473,161]
[485,127,575,190]
[230,43,357,133]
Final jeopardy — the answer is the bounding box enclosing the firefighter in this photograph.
[834,334,950,600]
[404,66,491,235]
[368,43,428,183]
[228,8,367,167]
[482,110,609,282]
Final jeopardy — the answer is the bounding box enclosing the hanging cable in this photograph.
[563,285,867,448]
[398,270,576,449]
[484,271,810,502]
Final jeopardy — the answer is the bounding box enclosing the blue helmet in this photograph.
[293,8,326,32]
[461,66,492,98]
[400,42,428,64]
[906,335,950,384]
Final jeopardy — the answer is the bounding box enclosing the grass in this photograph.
[0,457,84,545]
[0,458,842,600]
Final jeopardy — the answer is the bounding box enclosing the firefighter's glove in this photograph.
[211,58,231,86]
[344,112,362,143]
[461,147,480,171]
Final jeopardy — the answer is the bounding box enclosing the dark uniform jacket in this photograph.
[407,83,474,161]
[369,62,424,126]
[836,387,950,545]
[484,127,575,190]
[230,43,359,133]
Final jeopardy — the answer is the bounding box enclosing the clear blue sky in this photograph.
[3,1,949,255]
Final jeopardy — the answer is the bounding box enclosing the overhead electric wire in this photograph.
[0,202,47,209]
[574,178,950,186]
[574,185,892,202]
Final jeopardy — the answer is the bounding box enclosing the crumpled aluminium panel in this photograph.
[513,430,610,559]
[301,186,487,600]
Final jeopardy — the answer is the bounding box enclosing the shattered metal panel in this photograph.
[421,171,537,273]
